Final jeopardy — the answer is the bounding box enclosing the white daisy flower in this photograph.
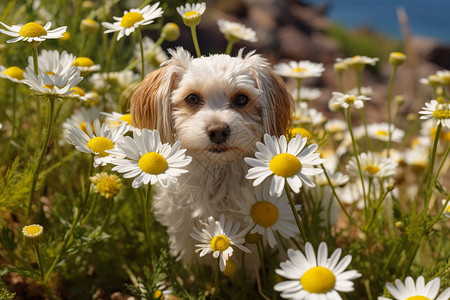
[293,102,325,126]
[0,21,66,43]
[107,129,191,188]
[177,2,206,27]
[274,60,325,79]
[367,123,405,143]
[0,65,25,83]
[62,106,102,137]
[245,134,325,197]
[240,185,301,248]
[346,152,398,179]
[337,55,379,69]
[27,49,76,76]
[102,3,163,41]
[419,100,450,128]
[325,119,347,141]
[404,146,428,171]
[291,87,322,102]
[23,66,83,97]
[101,111,135,132]
[72,57,101,74]
[436,70,450,85]
[190,214,251,272]
[89,71,140,92]
[329,91,371,109]
[442,199,450,218]
[274,242,361,300]
[67,119,128,167]
[378,276,450,300]
[347,86,373,97]
[217,19,257,43]
[133,36,169,73]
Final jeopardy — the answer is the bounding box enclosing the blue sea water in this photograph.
[302,0,450,45]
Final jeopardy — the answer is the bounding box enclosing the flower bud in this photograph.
[22,224,44,245]
[389,52,406,66]
[80,19,99,34]
[333,62,347,74]
[162,23,180,42]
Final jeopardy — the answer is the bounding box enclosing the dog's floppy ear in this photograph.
[242,50,294,136]
[131,47,192,143]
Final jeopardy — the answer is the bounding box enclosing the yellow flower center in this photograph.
[93,174,122,199]
[290,128,311,140]
[87,137,114,157]
[18,22,47,37]
[376,130,388,137]
[445,204,450,213]
[119,113,134,125]
[301,266,336,294]
[292,67,306,73]
[432,109,450,119]
[184,11,198,18]
[73,57,95,67]
[153,290,164,300]
[138,152,168,175]
[2,66,24,80]
[364,165,380,175]
[70,86,85,96]
[269,153,302,178]
[346,95,356,103]
[120,11,144,28]
[251,201,279,228]
[210,235,231,252]
[23,225,42,235]
[62,31,70,40]
[405,297,430,300]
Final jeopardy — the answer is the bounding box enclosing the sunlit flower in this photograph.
[23,65,83,97]
[0,21,66,44]
[217,19,257,43]
[62,106,102,137]
[245,134,325,197]
[72,57,101,74]
[101,111,135,132]
[0,65,25,83]
[90,172,122,199]
[274,61,325,79]
[274,242,361,300]
[22,224,44,245]
[190,214,250,272]
[102,3,163,41]
[240,185,300,248]
[389,52,406,66]
[367,123,405,143]
[419,100,450,128]
[67,119,128,167]
[378,276,450,300]
[346,152,398,179]
[107,129,191,188]
[420,74,443,87]
[177,2,206,27]
[337,55,379,70]
[27,49,76,76]
[329,91,371,109]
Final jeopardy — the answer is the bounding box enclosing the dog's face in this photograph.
[131,48,293,164]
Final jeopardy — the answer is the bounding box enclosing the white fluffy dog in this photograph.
[130,47,293,265]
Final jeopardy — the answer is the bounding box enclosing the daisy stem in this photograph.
[296,78,302,103]
[225,40,236,55]
[337,72,345,93]
[345,107,368,220]
[386,65,398,158]
[26,98,55,222]
[426,194,450,232]
[105,31,119,74]
[11,84,17,138]
[356,70,372,151]
[189,25,201,57]
[256,240,266,283]
[144,183,156,258]
[95,197,114,237]
[136,29,145,81]
[81,193,99,225]
[34,244,45,283]
[364,185,392,231]
[284,183,308,242]
[214,258,220,298]
[31,45,42,146]
[320,164,355,225]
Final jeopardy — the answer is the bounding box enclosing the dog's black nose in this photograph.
[207,123,230,144]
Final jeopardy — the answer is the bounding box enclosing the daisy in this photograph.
[66,119,128,167]
[419,100,450,128]
[0,21,66,44]
[22,224,44,245]
[177,2,206,27]
[240,185,301,248]
[89,172,122,199]
[420,74,442,87]
[27,49,76,76]
[0,65,25,83]
[404,146,428,172]
[436,70,450,85]
[346,152,398,179]
[190,214,251,272]
[62,106,102,137]
[274,61,325,79]
[293,103,325,126]
[245,134,325,197]
[442,199,450,218]
[290,87,322,102]
[107,129,191,188]
[367,123,405,143]
[347,86,373,97]
[23,65,83,97]
[217,19,257,43]
[274,242,361,300]
[102,3,163,41]
[325,119,347,140]
[72,57,101,74]
[337,55,379,70]
[329,91,371,109]
[101,111,135,132]
[378,276,450,300]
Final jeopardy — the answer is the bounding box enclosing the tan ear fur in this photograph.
[130,65,177,143]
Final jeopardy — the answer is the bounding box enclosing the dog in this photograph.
[130,47,294,266]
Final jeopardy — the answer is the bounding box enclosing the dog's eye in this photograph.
[233,94,249,107]
[185,94,201,106]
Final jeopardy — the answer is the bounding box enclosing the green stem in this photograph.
[427,194,450,231]
[26,98,55,221]
[11,84,17,138]
[364,186,391,231]
[105,31,118,74]
[136,29,145,81]
[31,46,42,146]
[338,72,345,93]
[256,240,266,283]
[386,66,398,157]
[81,193,99,225]
[296,78,303,104]
[225,40,235,55]
[34,244,45,282]
[190,25,201,57]
[213,258,220,299]
[143,184,155,257]
[54,129,76,204]
[284,183,308,242]
[94,197,114,237]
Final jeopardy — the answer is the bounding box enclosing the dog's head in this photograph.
[131,47,293,163]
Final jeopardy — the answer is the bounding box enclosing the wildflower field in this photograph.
[0,0,449,299]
